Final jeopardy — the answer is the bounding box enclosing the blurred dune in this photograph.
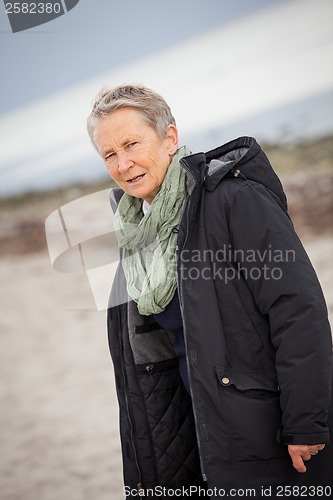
[0,135,332,499]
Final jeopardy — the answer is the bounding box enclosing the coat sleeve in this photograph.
[229,181,333,445]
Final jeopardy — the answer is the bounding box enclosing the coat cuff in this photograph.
[277,430,330,445]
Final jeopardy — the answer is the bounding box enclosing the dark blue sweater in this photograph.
[153,291,190,392]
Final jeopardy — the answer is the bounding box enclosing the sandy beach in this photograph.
[0,155,332,499]
[0,249,124,500]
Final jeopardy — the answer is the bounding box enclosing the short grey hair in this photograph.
[87,84,176,147]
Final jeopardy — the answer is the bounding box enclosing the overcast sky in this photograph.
[0,0,286,114]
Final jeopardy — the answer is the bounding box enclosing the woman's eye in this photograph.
[128,142,137,148]
[105,152,115,162]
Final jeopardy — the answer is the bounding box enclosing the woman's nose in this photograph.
[117,151,134,172]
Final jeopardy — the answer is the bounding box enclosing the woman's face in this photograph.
[93,107,178,203]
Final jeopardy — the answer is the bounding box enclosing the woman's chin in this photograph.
[125,186,149,201]
[124,183,156,203]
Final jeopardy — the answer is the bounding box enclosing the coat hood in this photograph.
[203,136,288,210]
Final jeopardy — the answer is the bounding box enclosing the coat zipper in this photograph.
[120,304,144,494]
[177,160,207,481]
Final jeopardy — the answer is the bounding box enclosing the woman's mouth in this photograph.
[126,174,145,184]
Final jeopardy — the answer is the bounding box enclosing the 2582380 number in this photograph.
[276,485,332,496]
[5,3,62,14]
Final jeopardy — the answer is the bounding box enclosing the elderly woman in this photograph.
[87,85,333,498]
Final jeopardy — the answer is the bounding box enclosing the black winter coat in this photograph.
[108,137,333,498]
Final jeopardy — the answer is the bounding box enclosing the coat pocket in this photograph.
[215,366,289,462]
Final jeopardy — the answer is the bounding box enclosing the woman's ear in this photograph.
[165,124,179,155]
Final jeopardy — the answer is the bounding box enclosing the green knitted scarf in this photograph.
[113,146,190,315]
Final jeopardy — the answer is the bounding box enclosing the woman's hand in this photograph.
[288,444,326,472]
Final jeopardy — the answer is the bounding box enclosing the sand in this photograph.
[0,252,124,500]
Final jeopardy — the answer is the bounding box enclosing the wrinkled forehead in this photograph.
[93,108,156,153]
